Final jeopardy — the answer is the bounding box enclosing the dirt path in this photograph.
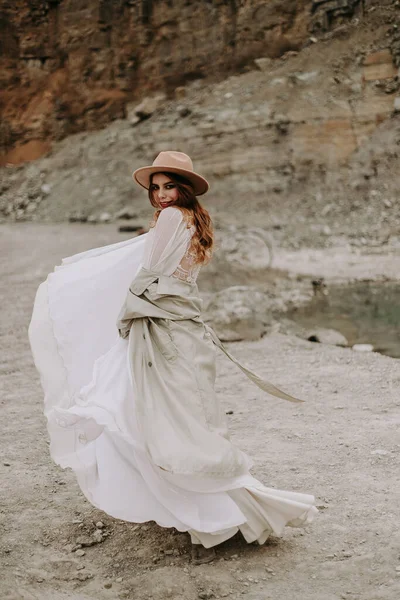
[1,224,400,600]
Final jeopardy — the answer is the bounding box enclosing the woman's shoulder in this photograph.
[157,206,189,227]
[163,205,182,214]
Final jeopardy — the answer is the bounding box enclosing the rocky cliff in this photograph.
[1,1,399,252]
[1,0,313,164]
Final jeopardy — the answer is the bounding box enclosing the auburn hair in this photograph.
[148,171,214,265]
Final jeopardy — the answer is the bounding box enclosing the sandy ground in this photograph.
[1,223,400,600]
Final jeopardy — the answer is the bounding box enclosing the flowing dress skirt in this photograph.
[29,236,317,548]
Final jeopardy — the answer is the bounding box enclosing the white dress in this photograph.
[29,207,317,548]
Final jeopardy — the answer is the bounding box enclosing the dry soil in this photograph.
[1,223,400,600]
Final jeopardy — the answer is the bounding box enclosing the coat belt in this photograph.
[117,267,304,404]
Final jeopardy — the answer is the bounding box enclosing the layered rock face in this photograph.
[1,0,399,245]
[0,0,310,164]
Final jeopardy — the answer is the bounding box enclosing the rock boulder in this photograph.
[306,328,348,347]
[204,286,272,342]
[200,227,273,291]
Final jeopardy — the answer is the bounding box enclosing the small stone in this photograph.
[96,521,104,529]
[128,93,166,121]
[225,410,234,415]
[76,536,94,547]
[76,565,85,571]
[351,83,362,94]
[370,449,388,456]
[352,344,374,352]
[254,57,273,72]
[383,199,393,208]
[99,212,112,223]
[3,462,10,466]
[41,184,51,195]
[92,530,103,543]
[224,92,233,99]
[68,212,88,223]
[306,328,348,348]
[177,105,191,117]
[395,566,400,572]
[75,549,86,557]
[321,204,333,216]
[164,549,174,555]
[114,208,137,220]
[394,97,400,113]
[116,577,123,583]
[104,582,112,589]
[342,552,353,558]
[128,114,140,126]
[72,518,82,524]
[26,201,37,213]
[118,224,144,233]
[175,86,186,100]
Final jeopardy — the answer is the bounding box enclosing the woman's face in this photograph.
[150,173,179,209]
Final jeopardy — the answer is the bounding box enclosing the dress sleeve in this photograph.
[142,207,190,274]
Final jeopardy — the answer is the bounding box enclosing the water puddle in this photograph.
[287,281,400,359]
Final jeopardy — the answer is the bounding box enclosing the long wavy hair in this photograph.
[148,171,214,264]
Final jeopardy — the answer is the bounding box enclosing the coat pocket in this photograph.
[148,318,178,362]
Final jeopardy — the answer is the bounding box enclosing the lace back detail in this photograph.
[172,233,201,284]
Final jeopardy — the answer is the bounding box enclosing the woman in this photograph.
[29,151,317,565]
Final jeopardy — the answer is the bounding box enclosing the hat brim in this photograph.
[132,165,209,196]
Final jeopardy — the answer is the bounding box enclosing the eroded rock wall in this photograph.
[0,0,310,164]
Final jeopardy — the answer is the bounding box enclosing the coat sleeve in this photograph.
[117,208,190,338]
[142,207,189,274]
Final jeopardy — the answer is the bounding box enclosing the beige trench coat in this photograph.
[116,267,301,479]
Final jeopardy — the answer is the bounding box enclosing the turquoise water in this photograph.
[287,281,400,359]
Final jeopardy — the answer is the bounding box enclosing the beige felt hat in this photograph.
[132,151,209,196]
